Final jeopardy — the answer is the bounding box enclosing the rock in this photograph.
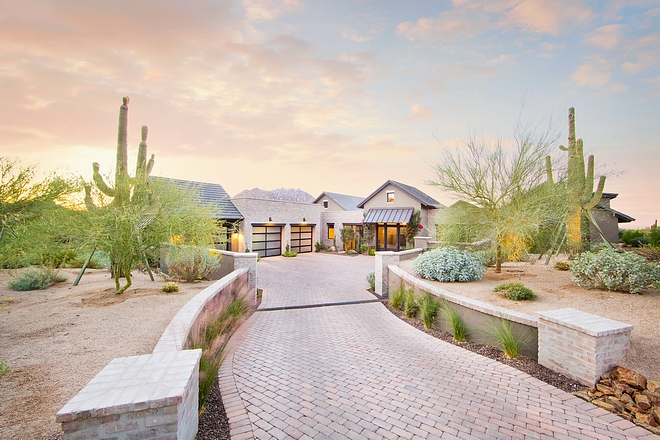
[635,413,656,426]
[643,390,660,405]
[600,378,612,387]
[596,383,615,396]
[626,403,642,414]
[621,393,633,405]
[636,393,652,411]
[606,396,627,413]
[619,412,634,422]
[592,398,617,413]
[614,381,636,396]
[648,380,660,393]
[574,390,592,402]
[611,366,647,390]
[653,406,660,425]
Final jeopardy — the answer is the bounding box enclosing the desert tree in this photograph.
[429,123,568,273]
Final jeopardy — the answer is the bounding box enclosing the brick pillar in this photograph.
[537,308,633,387]
[232,252,258,302]
[375,251,400,298]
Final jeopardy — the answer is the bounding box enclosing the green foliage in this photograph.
[346,250,357,255]
[165,245,220,282]
[417,293,440,329]
[554,261,571,271]
[403,289,418,318]
[366,271,375,291]
[405,210,422,246]
[571,249,660,294]
[282,244,298,257]
[494,282,536,301]
[368,248,376,256]
[621,229,647,247]
[359,244,368,254]
[441,302,466,342]
[314,241,325,253]
[186,283,251,411]
[8,266,67,291]
[412,247,486,282]
[487,319,524,358]
[161,282,180,293]
[390,284,406,310]
[340,227,355,250]
[0,360,10,379]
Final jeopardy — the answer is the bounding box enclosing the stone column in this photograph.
[375,251,400,298]
[233,252,258,301]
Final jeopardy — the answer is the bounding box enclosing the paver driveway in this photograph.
[218,253,658,440]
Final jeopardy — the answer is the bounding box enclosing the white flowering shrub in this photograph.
[571,249,660,294]
[412,247,486,282]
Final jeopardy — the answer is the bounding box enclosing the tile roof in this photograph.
[357,180,443,209]
[363,207,414,224]
[313,192,365,211]
[151,177,243,220]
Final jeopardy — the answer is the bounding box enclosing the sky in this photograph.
[1,0,659,227]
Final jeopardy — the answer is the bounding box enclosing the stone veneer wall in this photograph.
[57,255,256,440]
[382,257,633,385]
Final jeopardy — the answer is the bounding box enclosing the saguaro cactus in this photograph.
[85,97,154,209]
[547,107,605,252]
[84,97,156,293]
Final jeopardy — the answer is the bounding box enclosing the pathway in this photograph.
[218,253,658,439]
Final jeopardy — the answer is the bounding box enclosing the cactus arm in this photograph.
[146,154,155,175]
[583,175,606,210]
[136,126,148,177]
[84,185,98,211]
[545,156,554,185]
[92,163,117,197]
[582,155,595,202]
[116,97,129,178]
[559,145,568,151]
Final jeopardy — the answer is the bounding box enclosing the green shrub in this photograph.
[412,247,486,282]
[8,266,67,291]
[554,261,571,271]
[282,245,297,257]
[417,293,439,329]
[359,244,368,254]
[366,272,375,292]
[403,289,418,318]
[621,229,646,247]
[314,241,325,253]
[441,302,466,342]
[165,245,220,282]
[390,284,405,310]
[161,282,180,293]
[487,319,525,358]
[0,360,10,379]
[346,250,357,255]
[571,249,660,294]
[368,248,376,256]
[494,282,536,301]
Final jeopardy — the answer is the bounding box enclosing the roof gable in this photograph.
[314,191,365,211]
[357,180,443,209]
[151,177,243,220]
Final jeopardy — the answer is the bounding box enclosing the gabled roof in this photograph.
[313,192,365,211]
[151,177,243,220]
[357,180,443,209]
[596,205,635,223]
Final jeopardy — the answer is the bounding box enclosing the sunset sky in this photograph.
[1,0,658,226]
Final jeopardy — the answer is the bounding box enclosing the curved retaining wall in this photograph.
[56,268,251,440]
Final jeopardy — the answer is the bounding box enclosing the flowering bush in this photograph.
[571,249,660,294]
[412,246,486,282]
[165,245,220,282]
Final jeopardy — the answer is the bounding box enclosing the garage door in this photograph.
[291,225,313,254]
[252,225,282,258]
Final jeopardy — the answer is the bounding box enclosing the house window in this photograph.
[328,223,335,239]
[323,200,328,209]
[386,191,395,203]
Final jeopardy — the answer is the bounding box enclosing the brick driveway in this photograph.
[218,253,658,439]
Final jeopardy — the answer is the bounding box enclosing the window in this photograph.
[323,200,328,209]
[328,223,335,239]
[386,191,395,203]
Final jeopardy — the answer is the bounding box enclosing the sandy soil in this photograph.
[399,258,660,381]
[0,268,214,440]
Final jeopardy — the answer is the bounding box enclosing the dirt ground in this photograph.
[399,258,660,381]
[0,268,214,440]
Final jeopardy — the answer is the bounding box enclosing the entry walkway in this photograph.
[219,253,658,439]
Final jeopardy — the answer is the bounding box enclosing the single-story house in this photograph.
[590,193,635,243]
[313,192,365,251]
[358,180,444,252]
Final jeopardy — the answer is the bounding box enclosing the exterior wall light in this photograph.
[268,217,272,222]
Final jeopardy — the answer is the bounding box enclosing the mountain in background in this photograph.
[233,187,315,203]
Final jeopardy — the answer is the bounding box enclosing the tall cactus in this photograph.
[547,107,606,252]
[84,97,155,293]
[85,97,154,209]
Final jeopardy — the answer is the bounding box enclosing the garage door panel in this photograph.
[252,225,281,258]
[291,226,313,253]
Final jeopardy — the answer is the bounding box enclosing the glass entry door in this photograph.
[376,224,406,251]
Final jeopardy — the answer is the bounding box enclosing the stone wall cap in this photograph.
[537,308,633,336]
[56,350,201,422]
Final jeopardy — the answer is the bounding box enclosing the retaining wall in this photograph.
[57,260,254,440]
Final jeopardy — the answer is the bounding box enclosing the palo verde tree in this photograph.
[430,124,567,273]
[85,97,217,293]
[545,107,606,252]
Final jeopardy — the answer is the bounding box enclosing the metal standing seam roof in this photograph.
[363,207,414,224]
[150,177,243,220]
[313,192,365,211]
[357,180,443,209]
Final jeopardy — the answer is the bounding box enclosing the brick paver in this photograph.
[219,253,659,439]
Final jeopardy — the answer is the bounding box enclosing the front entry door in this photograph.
[376,224,406,251]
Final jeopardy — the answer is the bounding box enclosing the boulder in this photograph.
[611,366,647,390]
[606,396,627,413]
[596,383,615,396]
[653,406,660,425]
[620,393,633,405]
[648,380,660,393]
[635,412,657,427]
[592,398,617,412]
[636,393,652,411]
